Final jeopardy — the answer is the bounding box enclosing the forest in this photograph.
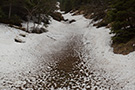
[0,0,57,26]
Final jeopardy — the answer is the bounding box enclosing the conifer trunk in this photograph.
[8,3,12,19]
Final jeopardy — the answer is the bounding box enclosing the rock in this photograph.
[31,27,48,34]
[19,33,26,37]
[14,37,25,43]
[69,19,76,24]
[64,19,69,22]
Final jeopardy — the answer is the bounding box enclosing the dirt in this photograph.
[112,38,135,55]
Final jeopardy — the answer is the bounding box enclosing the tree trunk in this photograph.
[27,21,29,32]
[37,14,41,28]
[8,3,12,19]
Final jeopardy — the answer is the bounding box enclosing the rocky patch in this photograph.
[31,27,48,34]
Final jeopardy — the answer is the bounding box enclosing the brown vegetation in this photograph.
[50,12,64,21]
[112,38,135,55]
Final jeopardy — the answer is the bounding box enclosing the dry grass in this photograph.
[112,38,135,55]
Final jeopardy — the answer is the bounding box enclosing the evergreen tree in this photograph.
[0,0,57,26]
[108,0,135,43]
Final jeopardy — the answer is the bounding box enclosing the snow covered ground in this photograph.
[84,26,135,90]
[0,12,135,89]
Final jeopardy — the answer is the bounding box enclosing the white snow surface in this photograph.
[0,12,135,89]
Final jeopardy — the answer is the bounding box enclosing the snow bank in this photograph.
[0,24,51,75]
[83,20,135,89]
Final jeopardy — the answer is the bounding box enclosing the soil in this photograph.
[112,38,135,55]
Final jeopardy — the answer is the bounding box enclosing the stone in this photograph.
[14,38,25,43]
[69,19,76,24]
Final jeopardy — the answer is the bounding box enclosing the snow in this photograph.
[83,20,135,89]
[0,12,135,89]
[63,13,135,89]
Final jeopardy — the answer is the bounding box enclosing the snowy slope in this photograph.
[63,13,135,89]
[0,14,88,89]
[81,20,135,90]
[0,12,135,89]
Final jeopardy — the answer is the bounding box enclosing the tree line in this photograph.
[0,0,135,44]
[0,0,57,28]
[59,0,135,44]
